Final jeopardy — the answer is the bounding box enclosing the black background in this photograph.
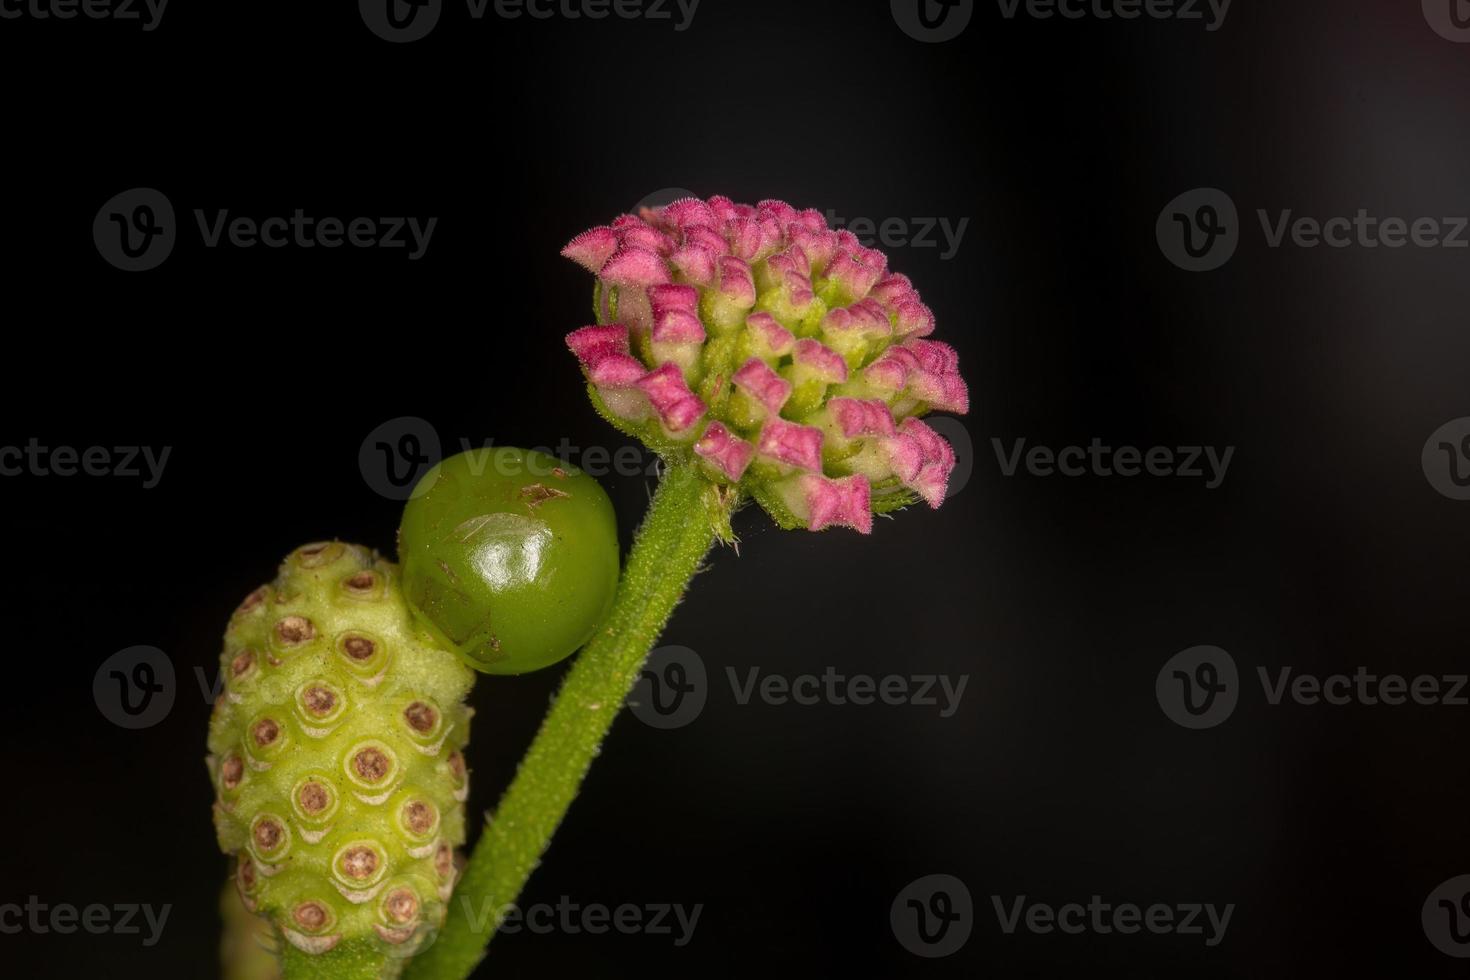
[2,0,1469,976]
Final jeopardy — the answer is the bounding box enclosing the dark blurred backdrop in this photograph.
[2,0,1469,976]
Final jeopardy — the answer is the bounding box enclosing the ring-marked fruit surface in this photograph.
[207,542,475,961]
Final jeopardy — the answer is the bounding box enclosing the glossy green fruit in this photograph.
[398,448,620,674]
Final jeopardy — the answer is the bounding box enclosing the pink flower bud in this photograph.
[636,363,706,437]
[600,247,670,287]
[694,421,756,482]
[756,418,824,474]
[561,226,619,274]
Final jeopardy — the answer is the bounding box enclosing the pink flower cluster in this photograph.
[563,196,969,533]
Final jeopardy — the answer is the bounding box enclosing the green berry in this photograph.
[207,542,474,969]
[397,447,619,674]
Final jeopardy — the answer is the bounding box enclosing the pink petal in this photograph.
[744,313,796,358]
[757,418,824,473]
[648,283,700,314]
[798,474,873,533]
[824,249,882,300]
[870,273,916,310]
[792,338,849,383]
[906,339,960,374]
[651,308,705,345]
[565,324,629,364]
[896,417,956,508]
[789,227,838,271]
[694,421,755,482]
[661,197,717,230]
[618,224,677,256]
[600,247,670,287]
[586,351,647,387]
[669,245,716,285]
[829,397,897,438]
[792,208,828,233]
[635,363,706,433]
[684,226,730,257]
[561,226,619,274]
[716,256,757,308]
[732,358,793,415]
[894,299,935,338]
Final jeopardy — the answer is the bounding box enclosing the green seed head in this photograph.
[207,542,474,965]
[397,448,620,675]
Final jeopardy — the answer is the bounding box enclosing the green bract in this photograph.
[398,448,619,675]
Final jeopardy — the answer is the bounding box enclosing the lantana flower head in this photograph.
[563,196,969,533]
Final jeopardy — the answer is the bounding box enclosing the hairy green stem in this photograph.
[403,464,726,980]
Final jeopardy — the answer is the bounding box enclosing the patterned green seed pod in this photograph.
[207,542,474,972]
